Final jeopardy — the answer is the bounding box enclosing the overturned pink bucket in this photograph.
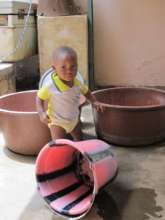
[35,139,118,219]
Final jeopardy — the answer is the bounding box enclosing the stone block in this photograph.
[38,15,88,83]
[0,63,16,95]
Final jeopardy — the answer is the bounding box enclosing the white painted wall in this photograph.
[93,0,165,87]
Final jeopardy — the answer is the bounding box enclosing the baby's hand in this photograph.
[39,112,50,125]
[92,101,105,112]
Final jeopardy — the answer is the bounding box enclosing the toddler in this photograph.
[36,46,103,141]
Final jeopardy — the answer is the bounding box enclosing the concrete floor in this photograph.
[0,104,165,220]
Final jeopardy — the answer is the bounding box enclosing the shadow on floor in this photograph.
[83,133,96,140]
[82,121,95,130]
[106,137,165,150]
[3,146,35,164]
[96,190,120,220]
[96,182,163,220]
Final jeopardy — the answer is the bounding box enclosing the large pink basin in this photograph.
[0,90,51,155]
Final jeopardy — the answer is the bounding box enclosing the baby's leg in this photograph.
[50,125,66,140]
[70,121,83,141]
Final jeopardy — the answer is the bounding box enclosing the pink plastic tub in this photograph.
[0,90,51,155]
[35,139,118,219]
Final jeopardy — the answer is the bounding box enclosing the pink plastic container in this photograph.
[35,139,118,219]
[0,90,51,155]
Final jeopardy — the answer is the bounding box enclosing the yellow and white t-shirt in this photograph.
[37,73,88,122]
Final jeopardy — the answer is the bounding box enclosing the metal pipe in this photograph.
[88,0,95,90]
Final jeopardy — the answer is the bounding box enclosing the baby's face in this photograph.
[53,55,77,82]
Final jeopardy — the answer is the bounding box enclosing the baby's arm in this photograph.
[79,78,104,112]
[84,90,105,112]
[36,96,50,125]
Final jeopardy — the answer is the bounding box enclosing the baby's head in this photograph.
[52,46,78,82]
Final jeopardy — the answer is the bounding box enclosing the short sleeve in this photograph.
[80,84,89,95]
[37,86,49,100]
[74,77,89,95]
